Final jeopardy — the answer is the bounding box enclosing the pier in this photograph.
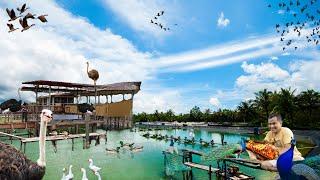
[0,131,106,153]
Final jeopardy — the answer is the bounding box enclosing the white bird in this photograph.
[2,108,11,114]
[81,168,88,180]
[94,171,102,180]
[65,165,73,180]
[88,159,101,173]
[61,168,66,180]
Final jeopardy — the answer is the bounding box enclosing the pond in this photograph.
[1,128,289,179]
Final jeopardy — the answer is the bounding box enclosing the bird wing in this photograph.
[19,18,24,27]
[22,3,26,11]
[11,9,16,17]
[6,8,11,17]
[23,17,29,27]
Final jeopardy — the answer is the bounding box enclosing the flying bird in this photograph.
[24,13,36,19]
[37,15,48,23]
[7,23,19,33]
[6,8,21,21]
[19,17,35,32]
[17,3,29,14]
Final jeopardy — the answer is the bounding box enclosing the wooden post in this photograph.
[85,114,90,149]
[72,138,74,151]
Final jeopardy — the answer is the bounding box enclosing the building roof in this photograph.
[21,80,141,96]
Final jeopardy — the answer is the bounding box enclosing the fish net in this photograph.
[201,144,240,162]
[164,152,191,176]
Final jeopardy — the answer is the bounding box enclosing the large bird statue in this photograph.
[277,139,320,180]
[0,109,53,180]
[86,61,99,85]
[86,62,99,105]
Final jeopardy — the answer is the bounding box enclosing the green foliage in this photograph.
[133,88,320,129]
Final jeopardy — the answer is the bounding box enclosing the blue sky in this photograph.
[0,0,319,113]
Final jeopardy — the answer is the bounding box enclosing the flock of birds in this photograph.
[5,3,48,33]
[61,159,101,180]
[267,0,320,51]
[150,10,176,31]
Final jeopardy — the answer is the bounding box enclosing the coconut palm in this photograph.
[276,88,297,126]
[237,101,255,123]
[297,89,320,123]
[254,89,272,121]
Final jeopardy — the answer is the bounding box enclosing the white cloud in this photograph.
[209,97,220,107]
[101,0,179,38]
[210,60,320,109]
[270,56,278,61]
[155,35,280,71]
[134,88,186,113]
[217,12,230,28]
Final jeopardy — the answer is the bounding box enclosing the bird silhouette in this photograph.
[6,8,21,21]
[19,17,35,32]
[7,24,19,33]
[24,13,36,19]
[17,3,29,14]
[37,15,48,23]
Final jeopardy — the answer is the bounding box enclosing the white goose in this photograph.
[81,168,88,180]
[88,159,101,173]
[65,165,73,180]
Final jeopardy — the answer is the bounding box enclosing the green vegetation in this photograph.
[134,88,320,129]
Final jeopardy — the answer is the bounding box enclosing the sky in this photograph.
[0,0,319,114]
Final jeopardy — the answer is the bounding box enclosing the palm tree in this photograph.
[297,90,320,123]
[254,89,272,121]
[276,88,296,126]
[166,109,175,122]
[237,101,255,123]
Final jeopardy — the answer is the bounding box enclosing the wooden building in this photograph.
[20,80,141,129]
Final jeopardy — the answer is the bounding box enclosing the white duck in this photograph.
[81,168,88,180]
[61,168,66,180]
[94,171,102,180]
[65,165,74,180]
[88,158,101,173]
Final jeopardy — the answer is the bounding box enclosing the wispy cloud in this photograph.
[101,0,179,38]
[217,12,230,28]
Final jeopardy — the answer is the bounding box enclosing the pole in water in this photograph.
[85,114,90,149]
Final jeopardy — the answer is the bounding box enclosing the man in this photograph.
[247,113,304,171]
[21,104,28,122]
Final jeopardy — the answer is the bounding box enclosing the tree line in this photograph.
[133,88,320,129]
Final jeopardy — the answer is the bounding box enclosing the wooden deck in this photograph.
[19,132,106,152]
[21,132,103,143]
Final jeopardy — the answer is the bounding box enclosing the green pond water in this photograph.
[1,128,281,180]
